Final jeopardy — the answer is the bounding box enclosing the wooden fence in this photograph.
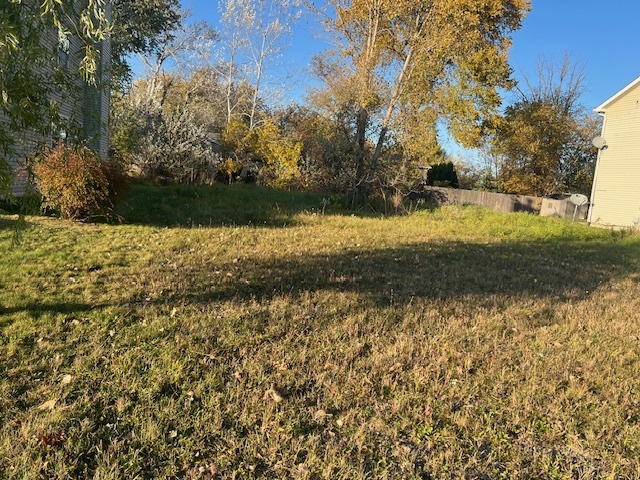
[409,187,588,220]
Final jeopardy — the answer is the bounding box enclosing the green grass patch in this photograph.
[1,184,640,478]
[115,182,328,227]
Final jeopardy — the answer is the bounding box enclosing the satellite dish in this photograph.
[569,193,589,222]
[569,193,589,206]
[592,136,607,149]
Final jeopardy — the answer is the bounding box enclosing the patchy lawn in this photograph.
[1,184,640,479]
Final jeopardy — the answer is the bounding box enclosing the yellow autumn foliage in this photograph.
[221,118,302,188]
[252,121,303,188]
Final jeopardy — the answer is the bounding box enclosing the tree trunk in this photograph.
[351,107,369,206]
[364,46,414,192]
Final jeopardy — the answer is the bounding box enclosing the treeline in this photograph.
[110,0,599,205]
[111,69,384,194]
[1,0,600,208]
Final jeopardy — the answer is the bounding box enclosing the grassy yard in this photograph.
[1,183,640,479]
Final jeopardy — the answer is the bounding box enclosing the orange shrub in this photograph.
[32,144,125,220]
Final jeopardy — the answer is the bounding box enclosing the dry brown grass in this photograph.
[1,185,639,479]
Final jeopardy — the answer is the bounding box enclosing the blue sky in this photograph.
[508,1,640,110]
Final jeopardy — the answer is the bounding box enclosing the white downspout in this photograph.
[588,111,607,225]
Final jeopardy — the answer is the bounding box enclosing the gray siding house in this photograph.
[0,3,110,197]
[589,76,640,228]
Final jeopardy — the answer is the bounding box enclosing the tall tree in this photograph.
[314,0,530,203]
[110,0,182,88]
[136,12,217,104]
[217,0,248,125]
[217,0,302,129]
[492,54,600,197]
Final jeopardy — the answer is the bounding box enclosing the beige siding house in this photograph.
[0,4,110,197]
[589,76,640,228]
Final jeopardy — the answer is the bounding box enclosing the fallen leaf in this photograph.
[37,399,57,411]
[313,409,332,422]
[41,431,66,447]
[263,387,283,403]
[184,391,194,408]
[60,374,72,385]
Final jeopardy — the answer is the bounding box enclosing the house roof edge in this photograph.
[594,76,640,113]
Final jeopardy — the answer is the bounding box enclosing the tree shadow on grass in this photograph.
[0,216,15,231]
[0,302,101,327]
[153,238,640,311]
[114,183,330,228]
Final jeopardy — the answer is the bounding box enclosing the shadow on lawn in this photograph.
[156,238,640,309]
[115,183,329,228]
[0,217,15,230]
[0,302,100,326]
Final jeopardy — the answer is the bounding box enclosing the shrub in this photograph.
[219,158,242,185]
[427,162,459,188]
[221,119,303,188]
[251,121,302,188]
[123,105,221,185]
[31,144,125,220]
[101,158,128,205]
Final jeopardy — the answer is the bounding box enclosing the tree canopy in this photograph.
[313,0,531,203]
[492,55,600,197]
[110,0,182,87]
[5,0,602,205]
